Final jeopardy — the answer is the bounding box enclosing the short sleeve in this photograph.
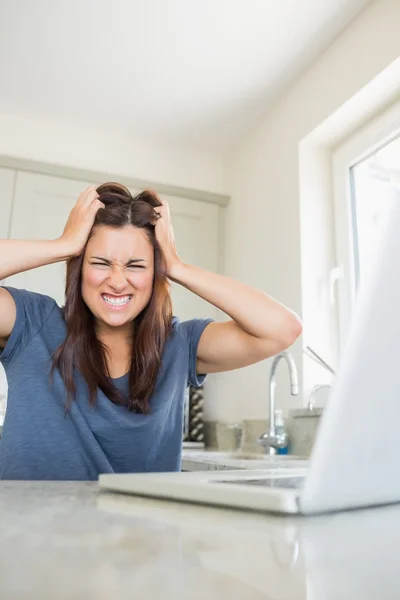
[0,287,57,364]
[179,317,214,388]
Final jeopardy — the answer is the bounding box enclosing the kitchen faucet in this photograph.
[258,351,299,455]
[303,346,334,412]
[307,384,331,411]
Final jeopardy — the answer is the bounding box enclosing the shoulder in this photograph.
[2,286,58,321]
[169,315,214,345]
[2,287,65,338]
[168,316,214,388]
[0,287,63,364]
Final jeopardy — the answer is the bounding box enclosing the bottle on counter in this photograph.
[275,409,289,455]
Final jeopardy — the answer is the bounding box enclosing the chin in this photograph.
[101,311,135,327]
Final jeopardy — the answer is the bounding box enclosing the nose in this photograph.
[107,267,129,292]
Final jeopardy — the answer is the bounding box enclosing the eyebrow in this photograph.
[89,256,146,265]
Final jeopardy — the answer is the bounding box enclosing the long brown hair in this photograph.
[51,182,173,414]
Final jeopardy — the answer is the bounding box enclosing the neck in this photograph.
[96,324,133,378]
[96,321,133,350]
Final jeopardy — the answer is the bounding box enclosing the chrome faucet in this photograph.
[258,351,299,455]
[307,384,331,411]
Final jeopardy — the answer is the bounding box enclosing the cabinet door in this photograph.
[6,172,220,317]
[163,193,219,322]
[5,171,93,305]
[0,168,17,401]
[0,167,15,257]
[130,188,219,322]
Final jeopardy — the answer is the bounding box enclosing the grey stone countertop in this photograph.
[181,448,309,471]
[0,481,399,599]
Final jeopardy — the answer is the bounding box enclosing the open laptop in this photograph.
[99,189,400,515]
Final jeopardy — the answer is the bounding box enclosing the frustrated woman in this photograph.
[0,183,302,480]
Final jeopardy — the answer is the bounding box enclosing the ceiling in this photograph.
[0,0,371,151]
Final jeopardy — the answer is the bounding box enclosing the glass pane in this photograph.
[350,136,400,288]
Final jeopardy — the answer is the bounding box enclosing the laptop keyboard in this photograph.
[215,476,306,489]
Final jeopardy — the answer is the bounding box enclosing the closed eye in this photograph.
[90,262,145,268]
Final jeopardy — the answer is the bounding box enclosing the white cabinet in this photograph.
[166,193,219,321]
[0,167,15,242]
[0,168,16,400]
[130,186,219,321]
[5,171,94,306]
[4,172,219,319]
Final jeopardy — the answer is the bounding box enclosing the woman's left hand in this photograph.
[152,197,183,278]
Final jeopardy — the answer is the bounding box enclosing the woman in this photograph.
[0,183,302,480]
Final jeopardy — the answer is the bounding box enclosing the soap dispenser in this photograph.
[275,409,289,455]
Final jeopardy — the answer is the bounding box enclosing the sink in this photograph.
[224,452,307,461]
[181,449,309,472]
[211,452,308,469]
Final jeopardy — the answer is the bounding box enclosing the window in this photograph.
[350,137,400,287]
[332,100,400,352]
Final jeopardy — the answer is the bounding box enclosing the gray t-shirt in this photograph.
[0,286,213,480]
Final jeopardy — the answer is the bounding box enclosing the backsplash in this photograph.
[204,411,323,457]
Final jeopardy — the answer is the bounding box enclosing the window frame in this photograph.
[332,99,400,352]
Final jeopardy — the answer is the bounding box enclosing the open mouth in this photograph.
[101,294,133,310]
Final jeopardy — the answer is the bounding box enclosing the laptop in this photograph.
[99,189,400,515]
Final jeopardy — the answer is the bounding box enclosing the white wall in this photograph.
[3,0,400,425]
[214,0,400,422]
[0,114,227,195]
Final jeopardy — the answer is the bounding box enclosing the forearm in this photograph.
[0,238,71,281]
[170,262,302,343]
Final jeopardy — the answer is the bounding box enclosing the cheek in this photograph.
[84,269,107,288]
[128,271,154,291]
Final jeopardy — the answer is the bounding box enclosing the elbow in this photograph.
[291,317,303,345]
[278,313,303,352]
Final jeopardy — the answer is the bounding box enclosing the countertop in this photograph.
[0,481,398,599]
[181,449,309,471]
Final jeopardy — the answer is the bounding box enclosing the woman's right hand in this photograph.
[58,187,105,257]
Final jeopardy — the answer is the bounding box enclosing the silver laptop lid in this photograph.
[300,188,400,514]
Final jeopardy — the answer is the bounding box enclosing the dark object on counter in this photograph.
[183,385,204,442]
